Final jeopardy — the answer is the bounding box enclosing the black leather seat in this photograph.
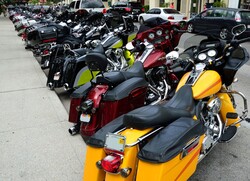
[123,85,195,129]
[163,85,196,115]
[138,117,205,163]
[96,61,145,86]
[74,48,89,56]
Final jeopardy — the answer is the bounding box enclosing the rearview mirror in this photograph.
[166,51,179,64]
[178,21,187,29]
[232,24,246,36]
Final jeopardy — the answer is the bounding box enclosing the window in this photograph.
[155,9,161,14]
[240,11,250,20]
[201,9,213,17]
[163,9,180,14]
[213,9,225,17]
[226,10,236,18]
[147,9,156,14]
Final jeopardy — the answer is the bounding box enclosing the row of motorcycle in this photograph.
[9,5,250,181]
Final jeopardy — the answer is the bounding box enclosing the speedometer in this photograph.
[198,53,207,61]
[156,30,162,36]
[148,33,155,39]
[207,49,217,57]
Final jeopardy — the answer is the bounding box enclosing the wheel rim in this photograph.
[220,29,228,39]
[187,24,193,32]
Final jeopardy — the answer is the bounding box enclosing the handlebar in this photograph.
[230,37,250,47]
[170,62,181,69]
[130,43,146,53]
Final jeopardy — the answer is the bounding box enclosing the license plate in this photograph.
[80,114,91,123]
[53,74,60,80]
[104,133,126,152]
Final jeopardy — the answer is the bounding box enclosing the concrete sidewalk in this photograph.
[0,15,86,181]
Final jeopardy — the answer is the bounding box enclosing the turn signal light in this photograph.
[101,154,122,173]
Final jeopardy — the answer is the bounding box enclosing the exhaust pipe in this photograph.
[68,124,80,136]
[48,82,54,90]
[64,83,69,91]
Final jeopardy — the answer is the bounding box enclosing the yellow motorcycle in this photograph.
[82,24,250,181]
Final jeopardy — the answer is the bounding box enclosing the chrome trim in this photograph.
[220,90,248,125]
[125,127,164,147]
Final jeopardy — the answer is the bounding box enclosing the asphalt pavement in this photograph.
[0,15,86,181]
[1,13,250,181]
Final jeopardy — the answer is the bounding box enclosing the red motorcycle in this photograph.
[68,18,187,137]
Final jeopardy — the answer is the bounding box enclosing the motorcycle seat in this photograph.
[74,45,105,56]
[162,85,196,115]
[123,85,195,129]
[138,117,205,163]
[96,61,145,86]
[74,48,89,56]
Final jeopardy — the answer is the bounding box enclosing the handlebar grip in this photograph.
[235,37,250,45]
[183,61,193,72]
[130,43,145,53]
[170,62,181,69]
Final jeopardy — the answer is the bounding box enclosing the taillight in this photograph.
[43,49,49,55]
[102,8,107,14]
[101,154,122,173]
[125,7,131,12]
[141,7,145,12]
[183,17,187,20]
[168,16,174,20]
[235,12,241,22]
[68,98,82,123]
[42,38,57,43]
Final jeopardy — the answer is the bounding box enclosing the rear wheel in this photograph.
[187,23,194,33]
[139,17,144,25]
[219,28,229,40]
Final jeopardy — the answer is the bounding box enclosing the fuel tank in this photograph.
[176,70,222,100]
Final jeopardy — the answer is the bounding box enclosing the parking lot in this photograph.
[1,14,250,180]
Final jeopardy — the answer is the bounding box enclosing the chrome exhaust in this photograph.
[63,83,69,91]
[48,82,54,90]
[68,124,80,135]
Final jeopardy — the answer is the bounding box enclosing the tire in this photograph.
[219,28,229,40]
[62,40,74,50]
[139,17,144,25]
[187,23,194,33]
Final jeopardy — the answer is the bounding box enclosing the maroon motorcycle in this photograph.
[68,18,187,137]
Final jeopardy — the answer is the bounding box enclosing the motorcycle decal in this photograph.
[111,39,123,49]
[175,148,201,181]
[124,49,135,66]
[73,67,99,88]
[127,32,137,43]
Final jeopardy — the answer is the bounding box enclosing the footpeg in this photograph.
[220,126,237,142]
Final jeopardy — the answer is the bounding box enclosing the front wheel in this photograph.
[187,23,194,33]
[219,28,229,40]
